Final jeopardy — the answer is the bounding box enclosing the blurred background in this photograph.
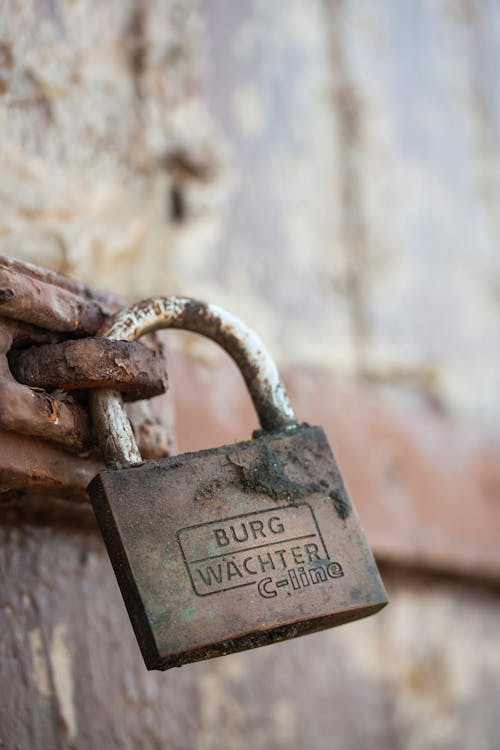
[1,1,500,748]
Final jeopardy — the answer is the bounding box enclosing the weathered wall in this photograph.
[1,1,499,749]
[2,502,499,750]
[3,0,500,422]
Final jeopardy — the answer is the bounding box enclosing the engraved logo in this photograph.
[176,503,343,597]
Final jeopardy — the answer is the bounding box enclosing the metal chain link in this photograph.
[0,256,172,501]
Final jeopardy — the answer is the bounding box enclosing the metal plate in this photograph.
[88,425,388,670]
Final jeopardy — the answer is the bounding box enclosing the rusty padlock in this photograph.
[88,297,388,670]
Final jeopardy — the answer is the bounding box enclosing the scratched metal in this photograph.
[90,297,298,468]
[88,298,386,669]
[9,337,167,401]
[89,424,388,670]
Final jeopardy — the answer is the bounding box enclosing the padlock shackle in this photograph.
[90,297,297,468]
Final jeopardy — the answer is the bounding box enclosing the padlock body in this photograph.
[88,425,387,670]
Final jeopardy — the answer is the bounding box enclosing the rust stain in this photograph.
[9,338,167,401]
[0,259,172,499]
[88,424,387,669]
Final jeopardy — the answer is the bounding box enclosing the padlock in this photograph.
[88,297,388,670]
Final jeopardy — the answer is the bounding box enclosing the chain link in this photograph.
[0,256,172,501]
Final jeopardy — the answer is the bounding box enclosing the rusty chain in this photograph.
[9,338,166,401]
[0,256,173,501]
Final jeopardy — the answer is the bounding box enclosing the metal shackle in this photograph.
[90,297,298,469]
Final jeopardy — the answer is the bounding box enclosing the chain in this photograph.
[0,256,172,501]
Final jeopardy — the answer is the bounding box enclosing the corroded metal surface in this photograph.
[88,300,385,669]
[0,378,91,453]
[101,296,296,430]
[9,337,167,401]
[0,257,174,499]
[91,296,297,468]
[0,256,119,311]
[0,394,173,503]
[88,424,387,670]
[0,264,106,334]
[0,317,91,453]
[0,428,101,501]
